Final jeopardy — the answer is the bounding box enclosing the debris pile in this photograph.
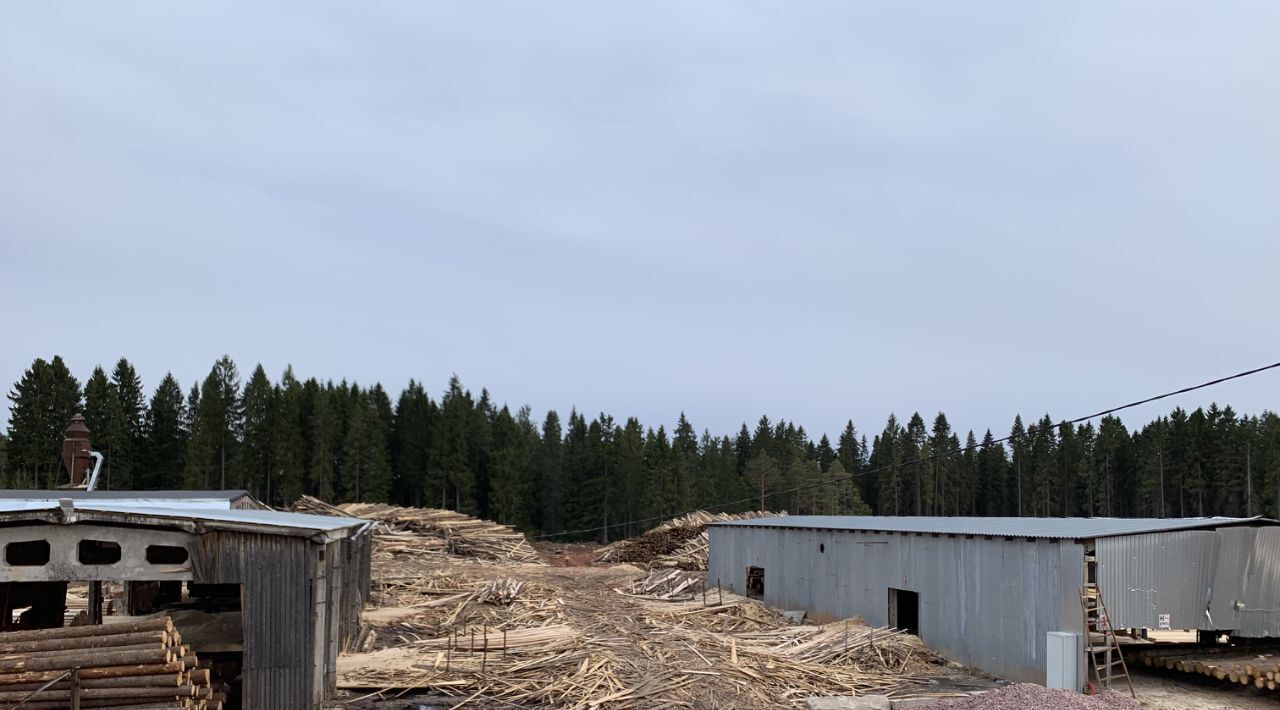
[357,570,567,652]
[340,571,960,708]
[594,510,786,569]
[929,683,1141,709]
[0,616,224,709]
[617,568,705,599]
[292,495,540,564]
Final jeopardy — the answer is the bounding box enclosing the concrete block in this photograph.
[805,698,857,710]
[891,699,941,708]
[805,695,892,710]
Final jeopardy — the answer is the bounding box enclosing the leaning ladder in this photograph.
[1080,553,1135,697]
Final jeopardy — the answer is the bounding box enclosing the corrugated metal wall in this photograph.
[1097,530,1219,631]
[707,526,1084,684]
[1209,526,1280,637]
[1097,526,1280,637]
[191,531,317,710]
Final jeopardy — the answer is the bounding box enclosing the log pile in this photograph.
[292,496,540,564]
[1133,646,1280,690]
[594,510,786,569]
[0,616,224,709]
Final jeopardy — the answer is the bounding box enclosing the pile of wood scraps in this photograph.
[292,496,541,564]
[360,572,567,652]
[594,510,785,569]
[633,592,791,633]
[616,569,705,600]
[0,616,225,709]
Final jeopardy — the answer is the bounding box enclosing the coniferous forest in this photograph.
[4,355,1280,540]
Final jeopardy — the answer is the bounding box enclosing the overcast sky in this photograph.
[2,2,1278,441]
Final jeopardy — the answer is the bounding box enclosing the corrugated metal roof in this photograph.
[0,491,253,511]
[710,515,1273,539]
[0,501,369,539]
[0,489,251,501]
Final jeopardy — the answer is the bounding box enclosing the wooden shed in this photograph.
[0,496,372,709]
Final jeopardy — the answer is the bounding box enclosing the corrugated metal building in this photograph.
[0,497,372,709]
[708,516,1280,685]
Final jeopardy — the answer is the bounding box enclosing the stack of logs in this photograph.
[1134,646,1280,690]
[0,616,225,709]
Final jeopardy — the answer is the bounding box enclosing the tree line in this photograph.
[4,355,1279,539]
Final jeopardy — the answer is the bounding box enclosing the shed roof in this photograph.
[711,515,1274,539]
[0,490,257,510]
[0,501,369,541]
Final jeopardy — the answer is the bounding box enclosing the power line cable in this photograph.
[532,359,1280,540]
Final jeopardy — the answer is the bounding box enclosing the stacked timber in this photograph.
[1134,646,1280,690]
[0,616,222,709]
[595,510,787,569]
[292,495,540,563]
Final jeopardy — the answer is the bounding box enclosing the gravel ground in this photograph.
[930,683,1142,709]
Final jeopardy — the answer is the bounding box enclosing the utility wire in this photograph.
[532,359,1280,540]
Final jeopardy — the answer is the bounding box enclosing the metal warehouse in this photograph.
[707,515,1280,686]
[0,495,373,709]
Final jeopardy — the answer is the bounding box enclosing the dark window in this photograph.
[145,545,189,565]
[6,540,50,566]
[746,566,765,599]
[819,543,826,554]
[78,539,121,565]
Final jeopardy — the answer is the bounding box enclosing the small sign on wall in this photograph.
[1158,613,1171,630]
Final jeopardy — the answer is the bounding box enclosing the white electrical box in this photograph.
[1046,631,1081,690]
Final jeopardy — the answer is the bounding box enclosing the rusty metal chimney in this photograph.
[61,414,93,487]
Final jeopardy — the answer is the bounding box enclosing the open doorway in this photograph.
[746,566,765,599]
[888,588,919,635]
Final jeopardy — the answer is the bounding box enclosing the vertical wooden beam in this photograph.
[69,667,81,710]
[87,582,103,625]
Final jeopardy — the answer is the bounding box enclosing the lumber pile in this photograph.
[339,614,948,707]
[292,496,540,564]
[0,616,225,709]
[594,510,786,569]
[360,571,568,652]
[618,569,705,599]
[1133,646,1280,690]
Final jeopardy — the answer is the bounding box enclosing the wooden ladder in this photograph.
[1080,553,1135,697]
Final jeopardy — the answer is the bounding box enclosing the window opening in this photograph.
[146,545,189,565]
[6,540,50,566]
[78,540,122,565]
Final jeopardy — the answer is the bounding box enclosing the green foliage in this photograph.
[7,353,1280,541]
[5,356,82,488]
[142,374,186,489]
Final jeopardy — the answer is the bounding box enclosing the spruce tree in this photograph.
[239,364,275,497]
[302,379,337,500]
[6,357,83,488]
[271,367,306,505]
[84,366,127,489]
[142,374,187,489]
[535,410,564,533]
[110,358,146,489]
[390,380,435,506]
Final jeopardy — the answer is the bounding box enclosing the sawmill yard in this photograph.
[303,500,1278,710]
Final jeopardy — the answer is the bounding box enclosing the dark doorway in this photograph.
[746,566,765,599]
[888,588,919,635]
